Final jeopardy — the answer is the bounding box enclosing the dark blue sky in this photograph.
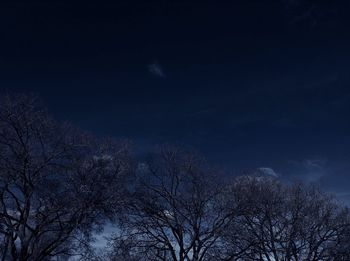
[1,0,350,202]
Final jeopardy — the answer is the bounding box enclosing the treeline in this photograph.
[0,95,349,261]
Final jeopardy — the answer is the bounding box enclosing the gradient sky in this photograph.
[1,0,350,203]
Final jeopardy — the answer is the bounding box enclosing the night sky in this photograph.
[1,1,350,203]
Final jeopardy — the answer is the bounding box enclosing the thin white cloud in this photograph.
[148,62,165,78]
[257,167,279,177]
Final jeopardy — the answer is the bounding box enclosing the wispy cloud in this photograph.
[148,62,166,78]
[288,158,327,183]
[304,159,326,169]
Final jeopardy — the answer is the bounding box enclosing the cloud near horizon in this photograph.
[257,167,279,177]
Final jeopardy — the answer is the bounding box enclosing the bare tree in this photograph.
[231,176,350,261]
[329,225,350,260]
[4,95,348,261]
[107,147,243,261]
[107,153,350,261]
[0,95,131,260]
